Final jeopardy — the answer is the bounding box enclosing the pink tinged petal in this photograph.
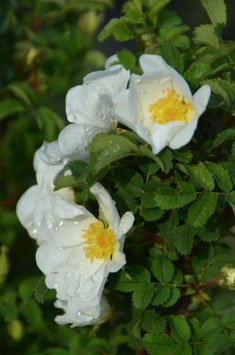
[90,182,120,234]
[113,89,136,130]
[84,65,130,97]
[193,84,211,116]
[169,118,199,150]
[139,54,193,100]
[36,243,70,274]
[150,121,184,154]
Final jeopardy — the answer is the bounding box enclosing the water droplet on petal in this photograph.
[45,219,53,229]
[55,227,58,231]
[80,270,84,275]
[103,150,109,157]
[114,144,120,153]
[54,283,59,289]
[135,78,141,84]
[91,275,97,282]
[58,220,64,227]
[32,229,37,234]
[66,272,72,279]
[77,311,81,316]
[85,143,89,152]
[74,221,79,225]
[36,221,41,227]
[101,114,107,121]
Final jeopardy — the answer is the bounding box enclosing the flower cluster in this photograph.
[17,54,210,327]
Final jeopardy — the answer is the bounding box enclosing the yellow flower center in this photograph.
[149,89,194,124]
[81,221,117,263]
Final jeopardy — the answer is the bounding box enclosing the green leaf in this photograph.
[34,276,49,304]
[115,187,139,214]
[115,168,144,198]
[196,227,220,242]
[142,310,166,334]
[151,285,171,306]
[88,133,139,175]
[154,183,197,210]
[184,164,215,191]
[158,148,173,173]
[149,0,171,15]
[113,19,133,41]
[158,9,182,27]
[0,290,18,322]
[201,317,223,339]
[124,11,144,24]
[188,191,218,227]
[139,145,164,171]
[130,265,151,282]
[184,64,213,86]
[132,283,155,309]
[205,334,232,355]
[206,162,232,192]
[19,300,42,326]
[163,287,180,307]
[0,99,25,121]
[212,128,235,149]
[141,181,162,208]
[142,207,164,222]
[143,334,175,355]
[152,255,174,282]
[7,82,38,107]
[171,345,192,355]
[66,160,88,180]
[114,272,138,292]
[223,311,235,329]
[19,277,40,301]
[169,315,191,343]
[194,24,219,47]
[161,40,184,73]
[173,225,195,255]
[213,297,234,315]
[117,49,136,69]
[204,79,235,108]
[98,18,120,41]
[174,150,193,164]
[201,0,227,26]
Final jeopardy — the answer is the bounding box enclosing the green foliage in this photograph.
[2,0,235,354]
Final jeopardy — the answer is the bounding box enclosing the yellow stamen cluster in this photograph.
[81,221,117,263]
[149,89,194,124]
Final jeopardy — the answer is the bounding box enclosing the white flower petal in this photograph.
[150,121,184,154]
[105,54,119,69]
[193,84,211,116]
[84,64,130,97]
[16,185,40,239]
[140,54,192,100]
[117,211,134,240]
[90,183,120,234]
[36,243,70,274]
[169,118,199,150]
[113,89,136,130]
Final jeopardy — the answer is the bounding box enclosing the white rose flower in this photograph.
[35,182,134,326]
[58,61,130,160]
[16,140,74,244]
[113,54,211,154]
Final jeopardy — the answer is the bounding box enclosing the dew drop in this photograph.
[135,78,141,84]
[36,221,41,227]
[103,150,109,157]
[74,221,79,225]
[80,270,84,275]
[45,219,53,229]
[114,144,120,153]
[32,229,37,234]
[101,114,107,121]
[66,272,72,279]
[77,311,81,316]
[54,283,59,289]
[58,220,64,227]
[96,112,101,118]
[85,143,89,152]
[55,227,58,231]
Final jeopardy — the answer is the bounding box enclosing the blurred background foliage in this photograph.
[0,0,234,354]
